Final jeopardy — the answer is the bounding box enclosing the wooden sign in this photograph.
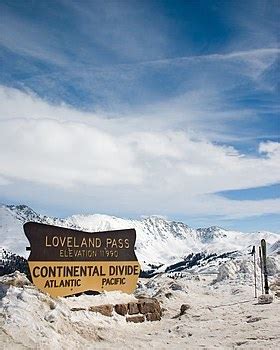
[24,222,140,297]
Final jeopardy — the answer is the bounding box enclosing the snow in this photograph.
[1,205,279,270]
[268,239,280,256]
[214,255,280,284]
[0,206,30,256]
[1,271,280,349]
[1,204,280,349]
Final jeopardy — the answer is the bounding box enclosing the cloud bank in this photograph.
[0,85,279,220]
[0,1,279,227]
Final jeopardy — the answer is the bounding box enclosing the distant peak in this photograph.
[70,213,119,220]
[141,214,167,220]
[197,225,225,232]
[7,204,31,210]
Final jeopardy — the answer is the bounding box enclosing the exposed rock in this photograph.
[138,298,161,315]
[70,307,87,312]
[180,304,191,315]
[114,303,128,316]
[88,304,113,317]
[126,315,145,323]
[146,311,161,321]
[165,292,173,299]
[128,302,139,315]
[48,300,56,310]
[172,303,191,319]
[231,288,241,295]
[246,316,263,323]
[258,294,273,304]
[236,341,248,346]
[170,282,183,291]
[44,311,57,323]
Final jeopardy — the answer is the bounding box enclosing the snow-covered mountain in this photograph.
[0,204,279,271]
[269,239,280,256]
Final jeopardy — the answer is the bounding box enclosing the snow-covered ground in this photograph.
[1,271,280,349]
[1,204,280,349]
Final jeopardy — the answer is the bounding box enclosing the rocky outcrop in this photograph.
[88,304,113,317]
[84,297,162,322]
[257,294,273,304]
[172,303,191,318]
[70,307,87,312]
[146,312,161,321]
[128,302,139,315]
[126,315,145,323]
[138,297,161,314]
[180,304,191,315]
[114,303,128,316]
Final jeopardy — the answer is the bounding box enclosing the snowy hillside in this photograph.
[0,204,279,271]
[268,239,280,256]
[1,271,280,350]
[1,205,280,350]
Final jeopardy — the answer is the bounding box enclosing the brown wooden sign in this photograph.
[24,222,140,297]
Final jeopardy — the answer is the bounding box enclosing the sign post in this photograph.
[24,222,140,297]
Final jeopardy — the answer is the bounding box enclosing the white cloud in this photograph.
[259,141,280,156]
[66,0,168,61]
[0,85,279,219]
[179,195,280,219]
[0,0,168,67]
[0,175,10,186]
[0,8,68,66]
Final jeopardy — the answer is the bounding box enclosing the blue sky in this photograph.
[0,0,279,231]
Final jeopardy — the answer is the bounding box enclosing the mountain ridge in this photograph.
[1,204,279,271]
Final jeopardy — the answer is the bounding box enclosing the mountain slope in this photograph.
[0,204,279,270]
